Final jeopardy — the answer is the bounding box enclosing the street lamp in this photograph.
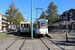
[66,11,68,42]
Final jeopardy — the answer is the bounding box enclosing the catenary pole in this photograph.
[31,0,33,39]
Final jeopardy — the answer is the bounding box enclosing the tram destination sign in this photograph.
[40,20,46,22]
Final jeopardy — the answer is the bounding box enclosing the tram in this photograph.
[20,20,30,33]
[33,19,48,36]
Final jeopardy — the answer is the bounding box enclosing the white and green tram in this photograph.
[20,20,30,33]
[33,19,48,36]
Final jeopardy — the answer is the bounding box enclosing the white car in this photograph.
[0,30,3,33]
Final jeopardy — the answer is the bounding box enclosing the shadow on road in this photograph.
[7,32,40,39]
[55,40,75,46]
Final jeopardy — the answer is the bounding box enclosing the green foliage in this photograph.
[39,2,60,24]
[39,11,46,19]
[0,32,16,39]
[46,2,60,24]
[5,2,25,26]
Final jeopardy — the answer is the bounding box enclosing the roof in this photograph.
[34,19,48,23]
[20,20,30,24]
[48,20,75,26]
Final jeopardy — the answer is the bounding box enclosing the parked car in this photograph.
[18,26,20,32]
[0,30,3,33]
[8,29,12,32]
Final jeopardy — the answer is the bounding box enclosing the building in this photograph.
[7,22,16,30]
[60,9,75,30]
[60,9,75,21]
[0,13,8,32]
[48,9,75,32]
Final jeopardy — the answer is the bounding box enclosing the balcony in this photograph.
[2,24,7,26]
[2,20,7,24]
[2,16,7,21]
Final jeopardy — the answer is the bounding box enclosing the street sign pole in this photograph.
[66,12,68,42]
[31,0,33,39]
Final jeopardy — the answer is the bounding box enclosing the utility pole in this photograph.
[36,8,43,19]
[31,0,33,39]
[24,12,29,20]
[66,11,68,42]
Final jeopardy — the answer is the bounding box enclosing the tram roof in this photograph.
[20,20,30,24]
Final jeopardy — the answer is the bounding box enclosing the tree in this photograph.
[46,2,60,24]
[14,12,25,26]
[39,11,46,19]
[5,2,25,26]
[5,2,18,23]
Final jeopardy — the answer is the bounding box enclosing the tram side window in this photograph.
[38,22,40,28]
[27,24,28,28]
[21,24,23,27]
[36,24,39,29]
[46,22,48,28]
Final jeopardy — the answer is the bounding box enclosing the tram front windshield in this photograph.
[24,24,26,28]
[40,22,47,28]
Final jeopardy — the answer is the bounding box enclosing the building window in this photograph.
[0,21,1,23]
[63,16,66,20]
[70,12,72,17]
[0,16,1,18]
[60,16,62,19]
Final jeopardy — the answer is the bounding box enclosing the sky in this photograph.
[0,0,75,23]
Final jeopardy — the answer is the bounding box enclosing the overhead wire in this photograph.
[19,0,25,11]
[38,0,41,8]
[37,0,42,18]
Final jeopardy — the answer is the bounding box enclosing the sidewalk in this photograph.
[48,33,66,39]
[48,33,75,50]
[48,33,75,41]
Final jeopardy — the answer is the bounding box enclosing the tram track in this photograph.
[5,36,20,50]
[19,37,25,50]
[5,36,26,50]
[39,37,50,50]
[45,35,64,50]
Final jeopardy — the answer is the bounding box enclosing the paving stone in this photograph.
[65,46,75,49]
[7,40,24,50]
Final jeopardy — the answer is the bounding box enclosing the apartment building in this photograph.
[48,9,75,31]
[0,13,8,32]
[60,9,75,21]
[60,9,75,30]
